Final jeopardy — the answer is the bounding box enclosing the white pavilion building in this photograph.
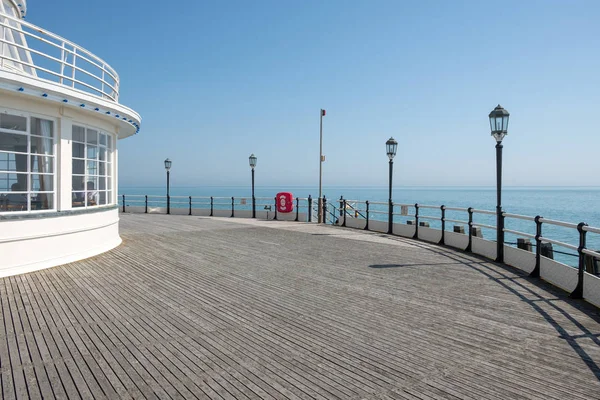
[0,0,141,276]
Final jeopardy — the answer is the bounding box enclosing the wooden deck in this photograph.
[2,213,600,399]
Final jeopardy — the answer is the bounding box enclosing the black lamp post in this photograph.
[386,137,398,234]
[489,105,510,263]
[164,158,172,214]
[249,154,257,218]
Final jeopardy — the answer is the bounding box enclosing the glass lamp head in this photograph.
[489,105,510,143]
[249,154,257,169]
[164,158,172,171]
[386,137,398,160]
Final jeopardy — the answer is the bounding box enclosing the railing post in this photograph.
[570,222,588,299]
[342,199,347,227]
[295,198,299,222]
[308,195,312,222]
[210,197,213,217]
[439,205,446,245]
[323,196,327,224]
[530,216,542,278]
[413,203,419,239]
[145,195,148,214]
[189,196,192,216]
[364,201,370,230]
[466,207,473,252]
[122,194,125,213]
[231,197,235,218]
[339,196,344,225]
[274,197,278,220]
[71,47,77,88]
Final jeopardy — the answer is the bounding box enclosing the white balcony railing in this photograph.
[0,12,120,102]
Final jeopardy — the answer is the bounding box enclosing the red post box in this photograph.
[276,192,294,213]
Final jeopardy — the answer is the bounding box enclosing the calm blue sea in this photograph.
[119,185,600,266]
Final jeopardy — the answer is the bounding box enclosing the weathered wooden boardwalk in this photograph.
[2,214,600,399]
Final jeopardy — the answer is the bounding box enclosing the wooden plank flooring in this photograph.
[2,213,600,399]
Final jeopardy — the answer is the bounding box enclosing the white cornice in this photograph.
[0,70,141,138]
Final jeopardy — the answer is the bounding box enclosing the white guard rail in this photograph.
[0,12,120,101]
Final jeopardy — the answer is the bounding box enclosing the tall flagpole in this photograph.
[318,109,325,223]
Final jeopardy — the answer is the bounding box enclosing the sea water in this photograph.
[119,186,600,267]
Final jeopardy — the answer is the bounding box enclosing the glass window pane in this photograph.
[72,191,85,207]
[31,174,54,192]
[107,191,113,204]
[0,132,28,153]
[0,152,18,172]
[72,125,85,142]
[99,176,106,190]
[87,129,98,145]
[72,175,85,191]
[0,192,27,211]
[31,135,53,156]
[86,177,99,191]
[30,118,54,138]
[99,133,107,146]
[86,160,98,176]
[31,155,54,174]
[107,177,112,191]
[72,159,85,175]
[99,147,106,161]
[0,172,27,192]
[107,136,112,149]
[0,192,27,212]
[99,191,107,205]
[87,145,98,160]
[106,149,111,163]
[0,113,26,131]
[99,162,106,176]
[86,187,98,206]
[73,142,85,158]
[31,193,53,210]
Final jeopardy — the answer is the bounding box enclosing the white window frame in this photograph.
[71,122,115,209]
[0,107,57,214]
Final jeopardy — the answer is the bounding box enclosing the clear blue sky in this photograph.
[32,0,599,188]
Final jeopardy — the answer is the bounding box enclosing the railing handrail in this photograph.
[538,236,579,252]
[471,222,496,230]
[539,217,580,230]
[502,212,536,221]
[583,226,600,235]
[471,209,496,215]
[444,206,469,212]
[503,228,536,240]
[443,218,468,225]
[0,11,120,101]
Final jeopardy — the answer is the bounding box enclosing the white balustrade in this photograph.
[0,12,120,102]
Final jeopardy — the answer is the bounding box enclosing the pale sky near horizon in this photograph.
[31,0,600,188]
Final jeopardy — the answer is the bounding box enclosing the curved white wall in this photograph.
[0,89,129,277]
[0,208,121,277]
